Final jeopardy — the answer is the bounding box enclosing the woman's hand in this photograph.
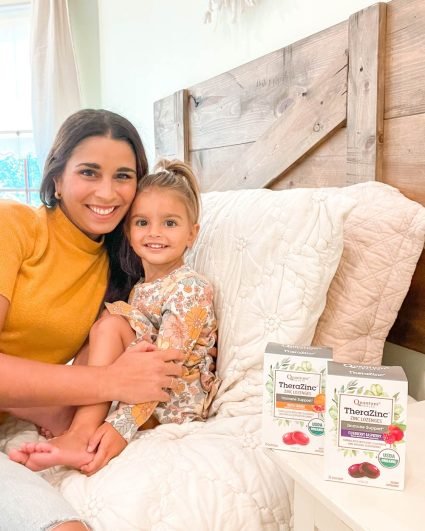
[0,341,183,408]
[106,342,184,404]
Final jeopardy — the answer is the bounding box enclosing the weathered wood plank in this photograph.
[385,0,425,119]
[388,250,425,355]
[270,129,347,190]
[154,89,189,161]
[190,21,347,98]
[175,89,189,162]
[346,2,387,184]
[189,84,295,150]
[154,93,175,158]
[210,52,348,191]
[188,21,348,151]
[192,128,348,192]
[382,113,425,206]
[252,119,423,192]
[190,143,251,192]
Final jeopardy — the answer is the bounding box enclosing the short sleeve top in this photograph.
[0,201,109,364]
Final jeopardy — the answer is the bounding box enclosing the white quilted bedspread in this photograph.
[1,416,293,530]
[0,188,356,530]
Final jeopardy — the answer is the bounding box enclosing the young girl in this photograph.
[10,160,220,474]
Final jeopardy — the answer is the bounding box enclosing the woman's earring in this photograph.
[54,190,62,200]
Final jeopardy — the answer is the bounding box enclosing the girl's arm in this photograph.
[0,295,184,408]
[105,275,217,440]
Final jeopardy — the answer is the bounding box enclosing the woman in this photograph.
[0,109,183,530]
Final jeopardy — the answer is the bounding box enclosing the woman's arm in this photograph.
[0,347,183,408]
[0,296,184,408]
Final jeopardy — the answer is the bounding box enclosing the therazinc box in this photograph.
[324,361,407,490]
[262,342,333,455]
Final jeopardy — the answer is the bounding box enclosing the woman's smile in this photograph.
[87,205,117,216]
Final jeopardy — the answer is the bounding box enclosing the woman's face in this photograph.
[55,135,138,240]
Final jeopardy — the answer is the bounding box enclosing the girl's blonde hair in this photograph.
[137,159,201,224]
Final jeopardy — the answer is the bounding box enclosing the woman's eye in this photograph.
[116,172,132,180]
[135,219,147,227]
[165,220,177,227]
[80,169,96,177]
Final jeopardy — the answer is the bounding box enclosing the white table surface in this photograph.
[265,399,425,531]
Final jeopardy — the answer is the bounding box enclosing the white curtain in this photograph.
[205,0,259,23]
[31,0,81,169]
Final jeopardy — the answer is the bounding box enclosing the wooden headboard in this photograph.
[153,0,425,355]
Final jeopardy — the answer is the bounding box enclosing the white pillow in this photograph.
[186,188,355,417]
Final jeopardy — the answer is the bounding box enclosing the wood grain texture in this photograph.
[154,89,189,161]
[192,129,348,192]
[190,143,251,192]
[347,2,387,183]
[270,129,347,190]
[210,51,348,191]
[385,0,425,119]
[382,113,425,206]
[175,89,189,162]
[188,21,348,151]
[388,251,425,354]
[383,111,425,354]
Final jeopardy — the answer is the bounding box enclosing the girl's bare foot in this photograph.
[6,405,76,437]
[37,426,54,439]
[8,430,94,471]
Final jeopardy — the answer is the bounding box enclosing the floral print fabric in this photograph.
[105,265,220,441]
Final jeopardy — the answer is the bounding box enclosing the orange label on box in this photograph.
[276,401,315,411]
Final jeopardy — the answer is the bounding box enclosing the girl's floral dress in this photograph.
[104,265,220,441]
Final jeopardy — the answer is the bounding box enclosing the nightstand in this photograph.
[265,400,425,531]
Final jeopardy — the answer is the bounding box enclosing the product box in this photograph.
[262,342,333,455]
[324,361,407,490]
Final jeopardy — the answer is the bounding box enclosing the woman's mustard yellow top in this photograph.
[0,200,109,364]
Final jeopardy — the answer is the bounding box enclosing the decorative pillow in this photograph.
[312,181,425,365]
[186,188,355,417]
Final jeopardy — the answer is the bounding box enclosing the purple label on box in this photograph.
[341,429,383,440]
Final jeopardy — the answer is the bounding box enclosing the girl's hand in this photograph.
[80,422,127,476]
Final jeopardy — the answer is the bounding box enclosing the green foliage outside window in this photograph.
[0,151,41,206]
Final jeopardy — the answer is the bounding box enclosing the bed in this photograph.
[1,0,425,529]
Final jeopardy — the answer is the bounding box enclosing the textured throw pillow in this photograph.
[312,181,425,365]
[186,188,355,416]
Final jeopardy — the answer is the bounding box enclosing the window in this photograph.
[0,2,41,206]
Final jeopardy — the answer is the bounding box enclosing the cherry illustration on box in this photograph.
[324,361,408,491]
[262,342,332,455]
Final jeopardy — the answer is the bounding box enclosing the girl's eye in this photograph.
[165,220,177,227]
[135,219,147,227]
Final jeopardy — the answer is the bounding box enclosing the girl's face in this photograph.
[127,186,199,282]
[55,135,138,240]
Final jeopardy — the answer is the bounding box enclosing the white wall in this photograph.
[98,0,387,165]
[69,0,101,108]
